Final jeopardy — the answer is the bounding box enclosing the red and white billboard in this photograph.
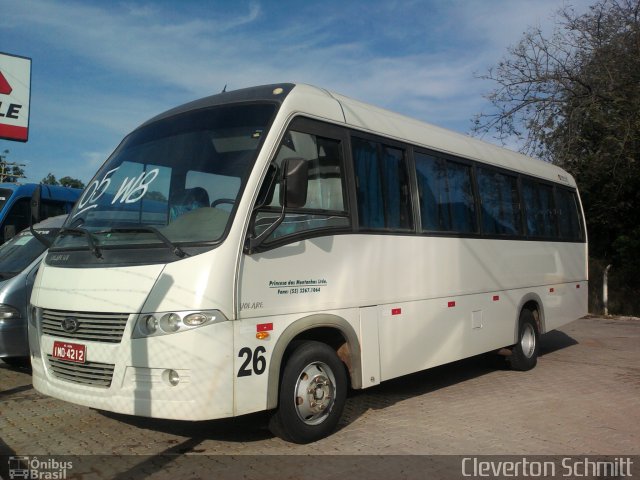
[0,52,32,142]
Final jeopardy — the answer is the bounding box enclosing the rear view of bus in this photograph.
[30,83,587,443]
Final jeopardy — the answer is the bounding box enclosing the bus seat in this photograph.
[170,187,210,221]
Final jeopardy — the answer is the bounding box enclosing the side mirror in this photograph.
[31,184,42,225]
[281,157,308,209]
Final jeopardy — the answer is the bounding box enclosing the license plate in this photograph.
[52,341,86,364]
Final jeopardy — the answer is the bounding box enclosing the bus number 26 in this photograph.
[237,346,267,377]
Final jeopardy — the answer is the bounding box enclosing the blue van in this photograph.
[0,183,81,244]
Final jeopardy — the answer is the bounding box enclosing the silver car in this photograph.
[0,215,66,367]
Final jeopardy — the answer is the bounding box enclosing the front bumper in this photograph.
[30,318,235,421]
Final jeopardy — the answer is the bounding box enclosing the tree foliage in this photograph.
[59,176,85,189]
[41,172,58,185]
[0,149,26,183]
[473,0,640,314]
[41,172,85,189]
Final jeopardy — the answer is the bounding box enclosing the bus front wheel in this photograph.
[269,341,347,444]
[508,309,539,371]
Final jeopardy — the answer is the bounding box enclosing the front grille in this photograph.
[41,309,129,343]
[46,355,115,388]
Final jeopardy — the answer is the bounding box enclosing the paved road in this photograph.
[1,316,638,479]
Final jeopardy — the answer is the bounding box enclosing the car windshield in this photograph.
[0,228,58,279]
[53,103,276,252]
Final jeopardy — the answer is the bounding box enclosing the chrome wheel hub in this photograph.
[521,323,536,358]
[294,362,336,425]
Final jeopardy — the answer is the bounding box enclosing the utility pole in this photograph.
[603,264,612,316]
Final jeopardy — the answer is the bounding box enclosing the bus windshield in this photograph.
[54,103,276,253]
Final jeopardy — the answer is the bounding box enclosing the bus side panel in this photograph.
[542,279,589,332]
[376,292,515,381]
[359,306,381,387]
[238,234,587,390]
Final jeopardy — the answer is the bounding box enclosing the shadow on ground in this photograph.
[98,329,579,445]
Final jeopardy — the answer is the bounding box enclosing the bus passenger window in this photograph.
[522,179,557,238]
[352,137,412,231]
[477,168,522,236]
[415,153,476,233]
[556,188,582,241]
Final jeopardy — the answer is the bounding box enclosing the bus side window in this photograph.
[254,130,350,241]
[477,168,522,236]
[415,153,477,234]
[555,188,582,241]
[352,137,413,231]
[522,179,557,238]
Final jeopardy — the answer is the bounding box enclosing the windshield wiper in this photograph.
[102,226,189,259]
[59,227,102,259]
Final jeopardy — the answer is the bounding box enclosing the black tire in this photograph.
[508,309,539,371]
[269,341,347,444]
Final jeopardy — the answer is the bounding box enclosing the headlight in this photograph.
[132,310,227,338]
[139,314,158,336]
[159,313,181,333]
[0,304,21,319]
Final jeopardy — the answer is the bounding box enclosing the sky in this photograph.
[0,0,595,185]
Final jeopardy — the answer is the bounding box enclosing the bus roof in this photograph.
[139,83,577,188]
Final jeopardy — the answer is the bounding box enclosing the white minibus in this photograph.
[29,84,587,443]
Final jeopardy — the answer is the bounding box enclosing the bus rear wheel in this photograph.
[269,341,347,444]
[508,309,539,371]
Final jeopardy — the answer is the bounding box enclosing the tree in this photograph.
[0,149,26,183]
[473,0,640,314]
[41,173,59,185]
[41,173,84,188]
[59,176,85,189]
